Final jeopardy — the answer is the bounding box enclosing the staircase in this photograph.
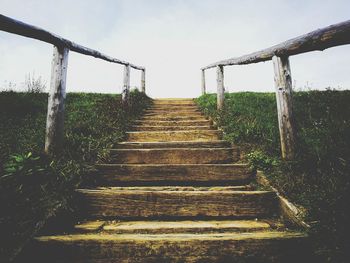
[30,99,308,262]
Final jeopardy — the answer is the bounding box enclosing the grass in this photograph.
[196,90,350,262]
[0,90,152,261]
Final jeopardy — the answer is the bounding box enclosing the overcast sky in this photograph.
[1,0,349,98]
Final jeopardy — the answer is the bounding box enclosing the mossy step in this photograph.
[76,188,278,219]
[95,163,252,185]
[109,148,237,164]
[75,219,274,234]
[132,125,213,131]
[31,231,308,262]
[115,140,230,149]
[134,120,212,126]
[127,130,221,142]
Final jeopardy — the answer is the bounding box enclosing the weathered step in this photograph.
[142,115,206,121]
[76,187,278,219]
[132,125,212,131]
[127,130,221,142]
[95,163,252,185]
[134,120,212,126]
[109,148,237,164]
[31,231,308,262]
[144,111,202,116]
[96,163,251,185]
[115,140,230,149]
[153,99,195,105]
[75,219,273,234]
[145,109,200,114]
[149,106,199,111]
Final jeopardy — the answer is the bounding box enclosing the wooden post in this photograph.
[122,64,130,106]
[216,65,224,110]
[141,68,146,93]
[201,69,206,95]
[272,55,296,160]
[44,45,69,155]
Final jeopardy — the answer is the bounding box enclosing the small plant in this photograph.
[24,73,46,93]
[247,150,279,171]
[2,152,49,194]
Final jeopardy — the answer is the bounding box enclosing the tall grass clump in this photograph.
[0,89,152,261]
[196,90,350,262]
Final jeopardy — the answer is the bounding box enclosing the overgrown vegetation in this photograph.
[196,90,350,262]
[0,89,152,261]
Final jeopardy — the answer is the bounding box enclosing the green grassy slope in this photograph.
[0,90,151,261]
[196,90,350,262]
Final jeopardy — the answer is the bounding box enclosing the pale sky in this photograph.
[1,0,349,98]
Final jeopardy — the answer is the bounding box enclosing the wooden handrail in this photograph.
[0,14,146,155]
[200,20,350,160]
[0,14,144,70]
[202,19,350,70]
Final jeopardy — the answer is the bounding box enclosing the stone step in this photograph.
[74,219,275,234]
[134,120,212,126]
[115,140,230,149]
[95,163,252,185]
[109,148,237,164]
[126,130,221,142]
[76,187,278,219]
[144,111,202,117]
[132,125,213,131]
[31,231,308,262]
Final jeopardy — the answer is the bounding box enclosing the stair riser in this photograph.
[142,116,207,121]
[76,190,278,219]
[149,107,199,112]
[96,164,252,185]
[134,120,212,126]
[110,148,237,164]
[31,233,308,262]
[115,141,231,149]
[145,109,200,114]
[153,101,195,105]
[127,131,221,142]
[132,126,212,131]
[100,221,270,234]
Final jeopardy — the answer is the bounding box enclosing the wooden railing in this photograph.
[201,20,350,160]
[0,14,145,155]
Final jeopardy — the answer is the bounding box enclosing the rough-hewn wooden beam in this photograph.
[141,69,146,93]
[216,65,224,110]
[201,69,206,95]
[44,46,69,155]
[202,19,350,69]
[272,56,296,160]
[122,65,130,106]
[0,14,144,70]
